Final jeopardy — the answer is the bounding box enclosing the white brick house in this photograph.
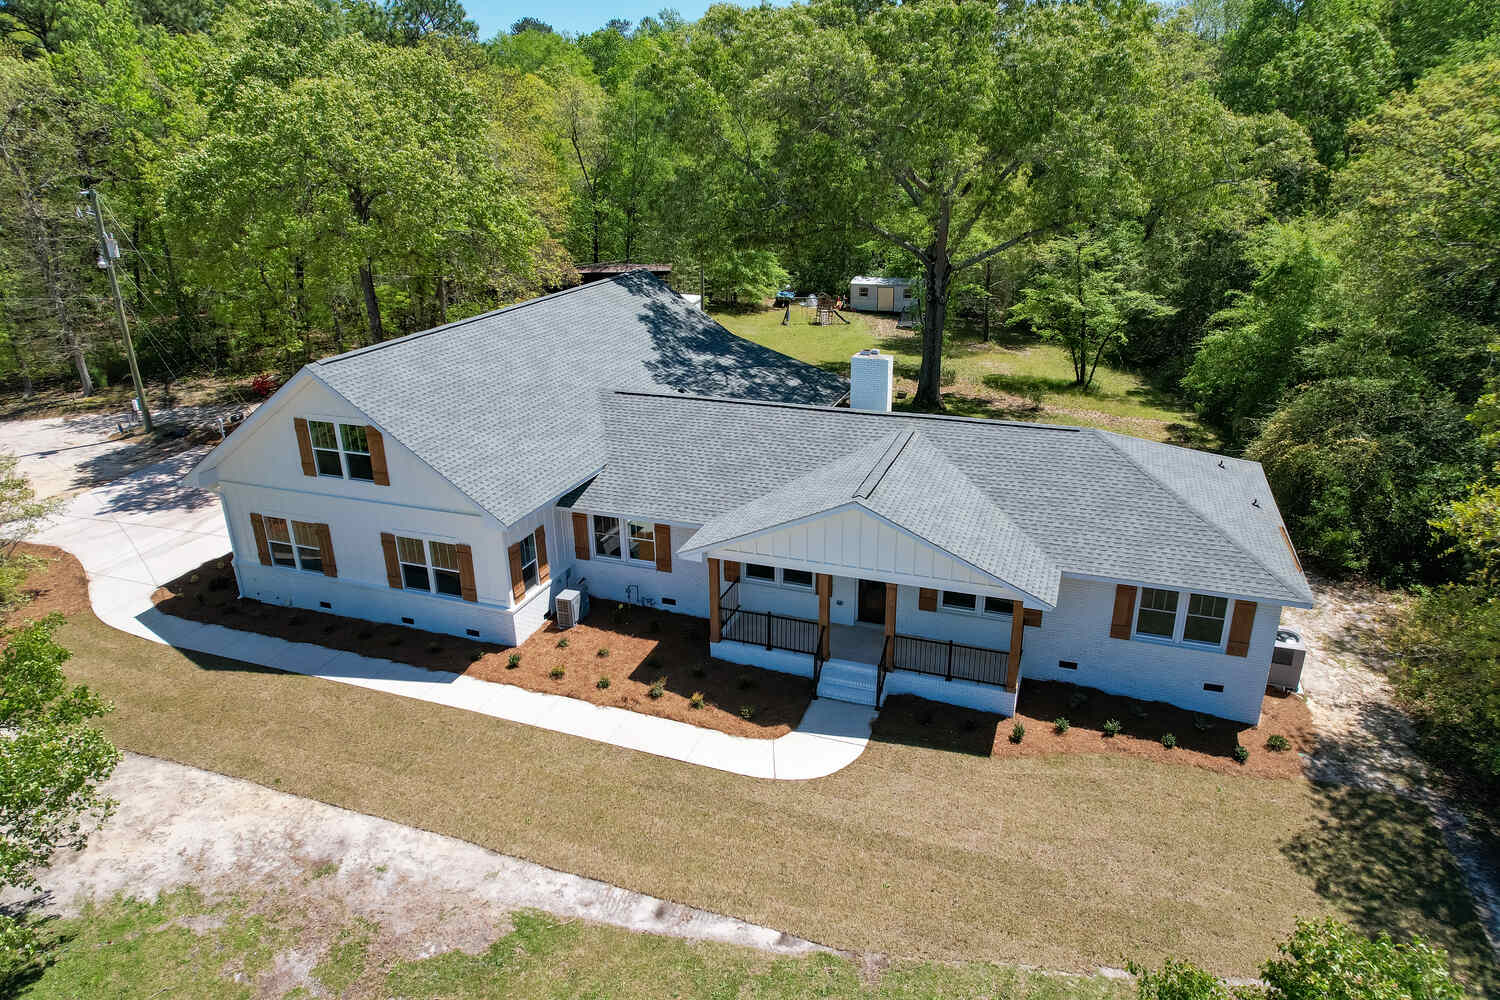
[190,271,1312,724]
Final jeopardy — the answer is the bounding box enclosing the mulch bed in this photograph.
[875,678,1314,778]
[151,553,812,739]
[5,542,92,629]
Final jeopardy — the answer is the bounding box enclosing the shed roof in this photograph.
[849,275,912,287]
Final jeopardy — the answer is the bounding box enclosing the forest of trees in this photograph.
[0,0,1494,596]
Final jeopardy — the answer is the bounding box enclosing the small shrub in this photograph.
[189,573,200,584]
[1161,732,1177,749]
[648,677,666,699]
[549,665,565,679]
[596,676,610,689]
[1102,718,1122,737]
[1192,714,1213,732]
[610,603,627,624]
[1009,722,1025,744]
[1128,957,1232,1000]
[1130,703,1149,719]
[1053,716,1070,734]
[556,637,569,649]
[468,650,483,662]
[690,665,707,678]
[650,619,662,634]
[426,643,442,654]
[737,674,757,690]
[739,704,756,720]
[596,647,609,658]
[1266,733,1290,752]
[507,652,521,669]
[689,691,705,709]
[1067,691,1088,711]
[1233,744,1250,764]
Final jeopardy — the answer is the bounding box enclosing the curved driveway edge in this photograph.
[28,449,876,781]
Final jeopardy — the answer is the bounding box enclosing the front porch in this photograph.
[706,559,1026,715]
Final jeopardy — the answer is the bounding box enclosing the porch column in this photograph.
[1006,600,1025,691]
[708,557,721,643]
[884,583,898,658]
[816,573,832,659]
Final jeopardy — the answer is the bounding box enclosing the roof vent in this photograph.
[850,349,893,412]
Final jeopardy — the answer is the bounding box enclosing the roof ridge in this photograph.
[1090,428,1305,599]
[608,390,1085,433]
[314,272,648,366]
[853,431,914,500]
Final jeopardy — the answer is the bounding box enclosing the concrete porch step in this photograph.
[817,659,879,706]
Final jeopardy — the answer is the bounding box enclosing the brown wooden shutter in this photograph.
[507,542,525,601]
[918,588,937,612]
[380,532,402,589]
[250,513,272,565]
[654,524,672,573]
[1226,600,1256,657]
[293,418,316,476]
[456,543,478,602]
[1109,584,1137,639]
[1023,608,1042,627]
[571,512,590,560]
[535,526,550,584]
[724,560,740,583]
[366,425,390,486]
[317,523,337,578]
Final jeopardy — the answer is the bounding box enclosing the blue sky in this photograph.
[464,1,718,38]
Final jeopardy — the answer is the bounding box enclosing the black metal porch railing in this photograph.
[720,605,820,658]
[889,634,1009,688]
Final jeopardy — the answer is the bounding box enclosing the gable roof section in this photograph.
[572,392,1315,606]
[205,271,847,526]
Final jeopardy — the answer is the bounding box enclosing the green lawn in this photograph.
[713,307,1212,446]
[12,891,1130,999]
[42,604,1498,990]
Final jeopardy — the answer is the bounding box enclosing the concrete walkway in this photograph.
[28,450,876,781]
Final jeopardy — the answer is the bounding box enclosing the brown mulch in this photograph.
[150,553,812,739]
[4,542,91,629]
[875,678,1315,778]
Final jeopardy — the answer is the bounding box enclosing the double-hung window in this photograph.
[517,532,539,590]
[429,541,463,597]
[1183,593,1229,645]
[264,517,322,573]
[307,420,374,481]
[1135,587,1179,639]
[593,515,621,558]
[627,521,655,563]
[396,536,431,591]
[396,536,465,596]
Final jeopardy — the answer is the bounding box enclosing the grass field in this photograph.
[712,307,1212,446]
[43,597,1497,989]
[12,892,1131,999]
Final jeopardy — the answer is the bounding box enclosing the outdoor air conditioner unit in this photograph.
[1268,627,1306,693]
[555,585,590,629]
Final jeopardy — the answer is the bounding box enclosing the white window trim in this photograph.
[588,513,658,568]
[516,530,541,594]
[737,562,814,591]
[392,532,468,601]
[305,416,375,483]
[1131,586,1230,653]
[778,567,815,591]
[935,590,1015,619]
[260,513,323,574]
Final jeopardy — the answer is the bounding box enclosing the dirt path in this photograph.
[1287,576,1500,959]
[3,752,825,996]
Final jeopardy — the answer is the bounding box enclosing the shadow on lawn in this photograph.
[1284,782,1500,993]
[871,695,1001,757]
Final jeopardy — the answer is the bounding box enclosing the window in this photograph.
[902,287,912,298]
[1136,587,1178,638]
[263,516,322,572]
[627,521,655,563]
[396,535,430,591]
[941,591,977,612]
[308,419,374,481]
[982,596,1013,617]
[745,563,776,581]
[308,421,343,477]
[339,424,374,481]
[857,287,869,297]
[1183,593,1228,645]
[781,568,813,589]
[593,515,621,558]
[429,541,463,597]
[517,532,539,590]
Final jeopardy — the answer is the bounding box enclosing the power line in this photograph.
[81,187,153,433]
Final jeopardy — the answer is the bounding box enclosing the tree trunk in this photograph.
[358,260,383,342]
[914,256,951,410]
[329,299,345,355]
[982,259,992,343]
[437,273,448,324]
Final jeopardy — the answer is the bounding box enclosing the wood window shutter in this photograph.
[571,512,590,560]
[654,524,672,573]
[1226,600,1256,657]
[294,418,316,476]
[380,532,402,589]
[366,425,390,486]
[507,542,525,601]
[456,543,478,602]
[1023,608,1042,627]
[317,523,337,578]
[250,513,272,565]
[724,561,740,583]
[918,588,937,612]
[1109,584,1137,639]
[535,526,550,584]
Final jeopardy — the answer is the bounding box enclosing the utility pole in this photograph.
[82,187,152,434]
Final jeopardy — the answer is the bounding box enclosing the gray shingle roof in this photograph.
[572,392,1315,606]
[309,271,848,526]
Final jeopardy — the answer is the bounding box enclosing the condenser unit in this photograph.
[555,585,590,629]
[1268,627,1306,693]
